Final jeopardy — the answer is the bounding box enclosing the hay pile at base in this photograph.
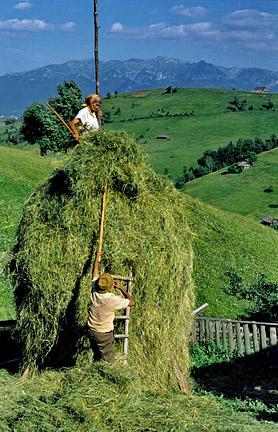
[9,130,194,390]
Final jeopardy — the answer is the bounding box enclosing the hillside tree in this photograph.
[21,80,83,155]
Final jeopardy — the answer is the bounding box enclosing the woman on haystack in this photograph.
[69,93,102,141]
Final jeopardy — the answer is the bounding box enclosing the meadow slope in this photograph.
[183,146,278,223]
[1,87,278,320]
[0,146,57,319]
[183,194,278,318]
[101,88,278,179]
[1,143,278,321]
[1,143,278,432]
[1,107,278,431]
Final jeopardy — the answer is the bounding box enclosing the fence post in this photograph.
[205,320,209,340]
[252,323,259,353]
[236,322,243,355]
[228,322,234,354]
[222,322,227,351]
[191,321,197,344]
[209,320,214,340]
[270,327,277,347]
[243,324,251,355]
[200,320,205,343]
[215,321,221,347]
[260,326,267,350]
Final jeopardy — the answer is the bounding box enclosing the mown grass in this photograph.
[0,364,278,432]
[9,131,194,387]
[0,146,57,319]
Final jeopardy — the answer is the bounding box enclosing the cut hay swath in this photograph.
[9,130,194,390]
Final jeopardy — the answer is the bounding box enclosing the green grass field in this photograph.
[2,141,278,321]
[1,86,278,430]
[183,194,278,318]
[0,146,57,319]
[1,87,278,319]
[183,146,278,223]
[102,88,278,178]
[99,87,278,226]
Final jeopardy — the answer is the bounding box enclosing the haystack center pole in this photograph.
[94,0,101,128]
[45,102,81,144]
[94,0,106,262]
[94,0,100,97]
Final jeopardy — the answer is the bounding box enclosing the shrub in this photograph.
[225,270,278,321]
[190,341,231,369]
[227,164,243,174]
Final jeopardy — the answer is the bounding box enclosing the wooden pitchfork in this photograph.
[45,102,81,144]
[98,184,108,261]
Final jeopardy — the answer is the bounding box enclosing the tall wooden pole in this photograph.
[94,0,101,128]
[94,0,100,97]
[98,184,107,260]
[94,0,105,262]
[45,102,81,144]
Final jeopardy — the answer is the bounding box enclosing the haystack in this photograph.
[9,130,194,390]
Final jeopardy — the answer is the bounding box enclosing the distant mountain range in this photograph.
[1,56,278,117]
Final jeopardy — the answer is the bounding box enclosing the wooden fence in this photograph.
[192,316,278,356]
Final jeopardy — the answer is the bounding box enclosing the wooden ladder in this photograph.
[112,272,133,364]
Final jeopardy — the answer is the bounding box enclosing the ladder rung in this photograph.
[114,334,129,339]
[112,274,133,282]
[116,354,127,361]
[114,315,129,320]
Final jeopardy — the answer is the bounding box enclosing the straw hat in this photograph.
[97,273,114,292]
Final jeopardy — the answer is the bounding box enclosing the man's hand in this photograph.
[95,250,102,260]
[114,280,123,291]
[114,280,135,307]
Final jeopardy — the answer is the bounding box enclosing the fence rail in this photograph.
[192,316,278,355]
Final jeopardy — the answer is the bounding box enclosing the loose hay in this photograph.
[9,130,194,390]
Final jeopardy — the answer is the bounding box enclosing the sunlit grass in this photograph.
[102,88,278,177]
[183,147,278,223]
[0,146,57,319]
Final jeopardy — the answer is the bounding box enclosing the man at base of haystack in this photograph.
[88,250,135,363]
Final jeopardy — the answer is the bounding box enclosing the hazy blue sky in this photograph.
[1,1,278,75]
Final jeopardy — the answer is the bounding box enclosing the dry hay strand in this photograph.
[8,130,195,390]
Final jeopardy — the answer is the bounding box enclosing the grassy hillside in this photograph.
[101,88,278,178]
[1,127,278,431]
[1,87,278,321]
[2,142,278,322]
[183,194,278,318]
[183,146,278,223]
[0,146,57,319]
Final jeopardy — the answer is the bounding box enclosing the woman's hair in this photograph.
[84,94,100,105]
